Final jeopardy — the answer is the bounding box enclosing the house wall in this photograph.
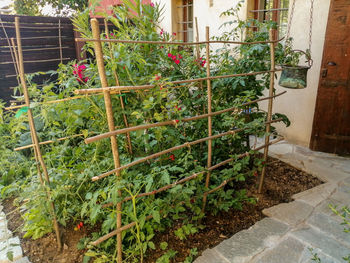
[155,0,331,148]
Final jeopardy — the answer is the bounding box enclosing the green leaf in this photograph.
[152,210,160,224]
[160,241,168,250]
[148,241,155,250]
[6,250,13,261]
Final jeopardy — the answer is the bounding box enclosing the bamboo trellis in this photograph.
[72,18,285,262]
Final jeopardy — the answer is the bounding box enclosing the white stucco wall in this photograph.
[155,0,331,148]
[264,0,330,147]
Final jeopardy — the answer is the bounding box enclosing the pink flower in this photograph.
[160,29,164,35]
[150,2,154,7]
[110,32,115,37]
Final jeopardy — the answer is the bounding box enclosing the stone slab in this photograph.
[299,247,342,263]
[263,201,313,226]
[14,257,30,263]
[329,190,350,207]
[194,248,229,263]
[292,182,336,207]
[307,213,350,248]
[291,226,350,262]
[251,236,305,263]
[0,237,23,263]
[214,218,289,263]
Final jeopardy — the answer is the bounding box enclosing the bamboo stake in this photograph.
[85,92,286,144]
[195,17,205,115]
[91,18,123,263]
[75,37,283,45]
[14,133,85,151]
[104,19,133,155]
[58,19,63,64]
[258,29,275,193]
[74,70,281,95]
[14,17,62,250]
[10,38,44,184]
[96,137,284,242]
[202,27,212,212]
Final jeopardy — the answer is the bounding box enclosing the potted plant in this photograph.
[278,38,313,89]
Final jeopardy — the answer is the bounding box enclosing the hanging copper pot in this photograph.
[279,50,313,89]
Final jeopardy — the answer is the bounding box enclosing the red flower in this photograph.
[73,64,88,83]
[175,119,179,123]
[173,32,176,36]
[175,59,180,65]
[160,29,164,35]
[169,154,175,161]
[168,53,172,58]
[123,66,126,70]
[160,46,164,49]
[179,55,183,59]
[254,171,258,177]
[155,74,161,80]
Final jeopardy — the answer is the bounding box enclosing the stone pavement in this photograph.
[0,205,30,263]
[195,140,350,263]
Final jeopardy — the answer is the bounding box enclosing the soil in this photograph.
[2,157,322,263]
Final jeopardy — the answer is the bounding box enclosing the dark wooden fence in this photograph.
[0,14,77,104]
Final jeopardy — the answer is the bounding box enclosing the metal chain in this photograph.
[286,0,296,41]
[308,0,314,56]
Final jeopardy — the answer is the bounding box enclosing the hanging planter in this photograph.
[279,50,313,89]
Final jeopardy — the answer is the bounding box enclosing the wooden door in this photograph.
[310,0,350,155]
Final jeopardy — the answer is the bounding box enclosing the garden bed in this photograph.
[2,156,322,263]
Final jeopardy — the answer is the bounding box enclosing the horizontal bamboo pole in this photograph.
[14,133,85,151]
[90,214,154,246]
[92,118,282,182]
[75,70,281,95]
[94,137,284,244]
[85,91,286,144]
[75,37,283,46]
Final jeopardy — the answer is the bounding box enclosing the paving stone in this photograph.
[299,246,342,263]
[330,189,350,207]
[214,218,289,263]
[0,213,5,222]
[291,226,350,262]
[292,182,336,207]
[251,237,305,263]
[302,159,348,183]
[0,221,11,242]
[340,177,350,187]
[0,237,23,263]
[307,213,350,248]
[193,248,229,263]
[263,201,313,226]
[14,257,31,263]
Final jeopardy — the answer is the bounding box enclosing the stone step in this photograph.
[0,237,23,263]
[292,182,336,207]
[0,221,11,242]
[198,218,289,263]
[251,236,305,263]
[299,246,342,263]
[262,201,313,226]
[291,226,350,262]
[14,257,30,263]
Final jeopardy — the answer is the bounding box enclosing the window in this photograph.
[173,0,193,42]
[250,0,289,38]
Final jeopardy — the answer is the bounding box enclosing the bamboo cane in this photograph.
[84,92,286,144]
[74,70,281,95]
[91,18,123,263]
[202,27,212,212]
[104,19,133,155]
[94,137,284,243]
[258,29,276,193]
[58,19,63,64]
[14,133,85,151]
[14,17,62,251]
[75,37,283,45]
